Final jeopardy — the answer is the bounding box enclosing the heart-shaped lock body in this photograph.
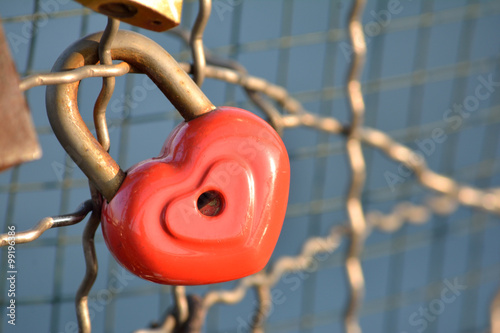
[45,31,289,285]
[101,107,290,285]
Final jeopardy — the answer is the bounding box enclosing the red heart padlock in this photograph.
[45,30,289,285]
[101,107,290,284]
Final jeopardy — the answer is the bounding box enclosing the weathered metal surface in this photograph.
[75,0,183,32]
[0,20,41,172]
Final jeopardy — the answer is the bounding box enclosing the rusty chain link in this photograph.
[343,1,368,332]
[76,18,121,333]
[0,0,499,332]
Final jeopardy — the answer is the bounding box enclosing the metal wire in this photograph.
[176,63,500,215]
[74,19,121,333]
[189,0,211,86]
[75,203,101,333]
[11,16,500,313]
[19,63,130,91]
[0,200,92,246]
[1,0,499,332]
[173,286,189,326]
[343,1,368,331]
[9,18,500,333]
[171,27,285,134]
[94,17,120,152]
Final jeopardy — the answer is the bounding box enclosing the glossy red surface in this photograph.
[101,107,290,285]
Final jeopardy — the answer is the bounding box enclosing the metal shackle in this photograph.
[46,30,215,201]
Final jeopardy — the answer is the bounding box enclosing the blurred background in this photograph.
[1,0,500,332]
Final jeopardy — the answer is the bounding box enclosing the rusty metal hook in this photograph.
[46,30,215,201]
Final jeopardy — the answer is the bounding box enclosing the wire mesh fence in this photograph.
[1,0,500,332]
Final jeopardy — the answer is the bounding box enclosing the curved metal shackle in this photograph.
[46,30,216,202]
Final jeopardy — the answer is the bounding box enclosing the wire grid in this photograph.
[1,0,500,332]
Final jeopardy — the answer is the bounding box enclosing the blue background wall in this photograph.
[1,0,500,332]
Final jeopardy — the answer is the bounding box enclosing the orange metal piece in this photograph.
[101,107,290,285]
[0,20,41,171]
[75,0,183,32]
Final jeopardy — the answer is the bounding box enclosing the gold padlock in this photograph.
[75,0,183,32]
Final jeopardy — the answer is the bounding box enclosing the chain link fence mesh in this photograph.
[1,0,500,332]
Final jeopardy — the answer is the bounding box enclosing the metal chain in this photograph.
[343,1,368,332]
[175,62,500,215]
[137,195,461,332]
[75,204,101,333]
[94,17,120,152]
[18,60,500,214]
[0,0,498,332]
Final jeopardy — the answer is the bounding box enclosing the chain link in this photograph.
[343,1,368,331]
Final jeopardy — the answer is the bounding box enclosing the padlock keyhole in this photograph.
[197,191,224,217]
